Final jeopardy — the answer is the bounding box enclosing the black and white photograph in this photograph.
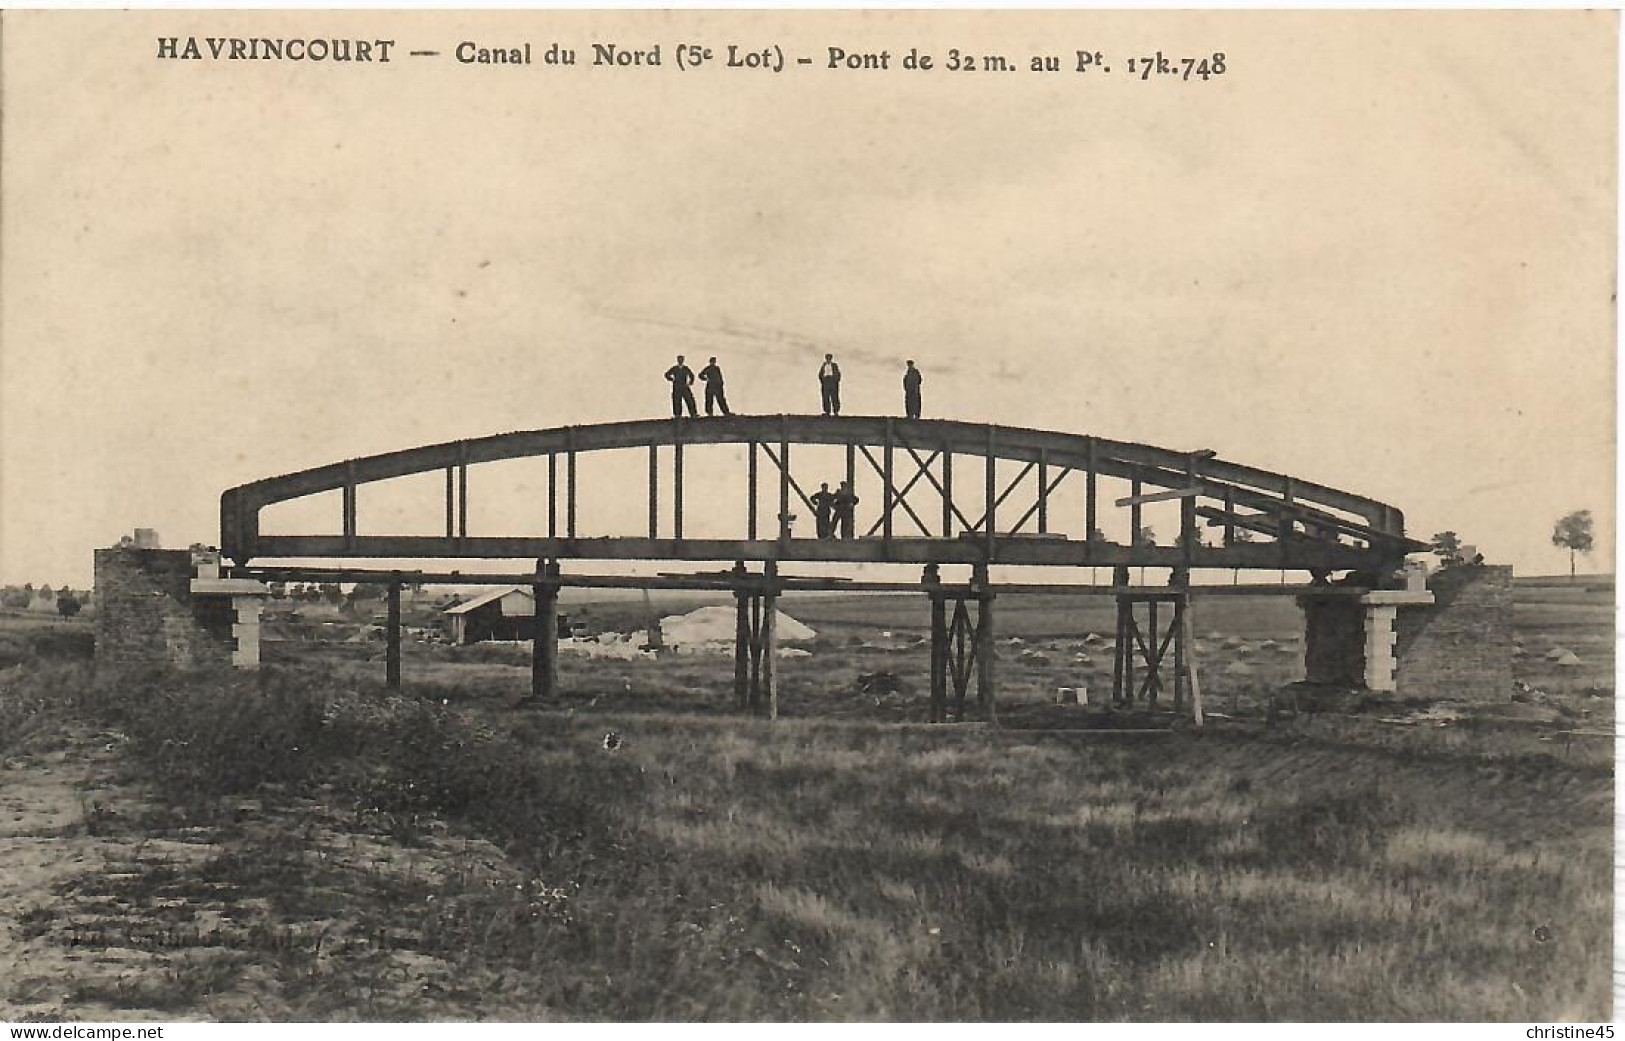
[0,8,1615,1025]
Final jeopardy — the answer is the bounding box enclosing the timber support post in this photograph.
[973,562,997,726]
[733,561,751,710]
[1110,579,1188,715]
[924,564,947,723]
[732,560,781,718]
[531,558,560,700]
[763,559,780,720]
[385,571,402,689]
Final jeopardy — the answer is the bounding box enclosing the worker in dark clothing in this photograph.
[698,356,732,416]
[819,354,842,416]
[665,355,698,418]
[834,480,859,539]
[810,482,836,539]
[902,360,922,419]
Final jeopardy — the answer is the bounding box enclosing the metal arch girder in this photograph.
[220,415,1423,562]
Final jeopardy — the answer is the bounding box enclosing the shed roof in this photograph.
[443,586,534,615]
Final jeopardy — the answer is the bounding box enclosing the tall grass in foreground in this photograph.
[6,663,1611,1021]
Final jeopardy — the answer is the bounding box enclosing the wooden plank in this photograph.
[1115,485,1203,508]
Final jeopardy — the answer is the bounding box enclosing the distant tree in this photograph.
[320,582,344,605]
[268,581,287,600]
[1551,509,1595,584]
[1087,527,1108,584]
[36,585,55,601]
[0,587,29,609]
[1429,531,1465,569]
[1230,527,1255,585]
[56,596,81,618]
[1134,526,1157,584]
[349,582,387,602]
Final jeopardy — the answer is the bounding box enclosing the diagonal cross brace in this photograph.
[1006,466,1073,536]
[760,443,818,516]
[894,436,976,535]
[859,444,936,537]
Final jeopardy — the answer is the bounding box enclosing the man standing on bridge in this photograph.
[834,480,859,539]
[811,482,836,539]
[665,355,698,419]
[902,360,923,419]
[818,353,842,416]
[698,356,732,417]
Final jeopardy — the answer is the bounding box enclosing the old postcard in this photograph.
[0,8,1615,1025]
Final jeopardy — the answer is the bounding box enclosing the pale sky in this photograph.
[2,10,1615,586]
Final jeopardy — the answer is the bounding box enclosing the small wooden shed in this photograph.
[443,586,537,645]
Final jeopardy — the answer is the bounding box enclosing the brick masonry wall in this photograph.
[1394,565,1514,699]
[93,547,230,668]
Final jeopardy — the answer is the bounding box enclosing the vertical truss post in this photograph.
[342,460,357,551]
[644,443,657,539]
[1182,454,1198,567]
[674,436,685,541]
[778,423,792,542]
[565,429,577,540]
[456,442,469,543]
[385,572,401,689]
[883,418,895,545]
[748,441,759,540]
[1130,471,1143,548]
[548,453,557,539]
[1223,487,1236,546]
[1037,449,1049,535]
[1085,436,1099,551]
[445,465,455,539]
[984,426,997,559]
[941,444,954,537]
[845,443,856,510]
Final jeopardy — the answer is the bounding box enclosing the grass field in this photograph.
[0,579,1612,1021]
